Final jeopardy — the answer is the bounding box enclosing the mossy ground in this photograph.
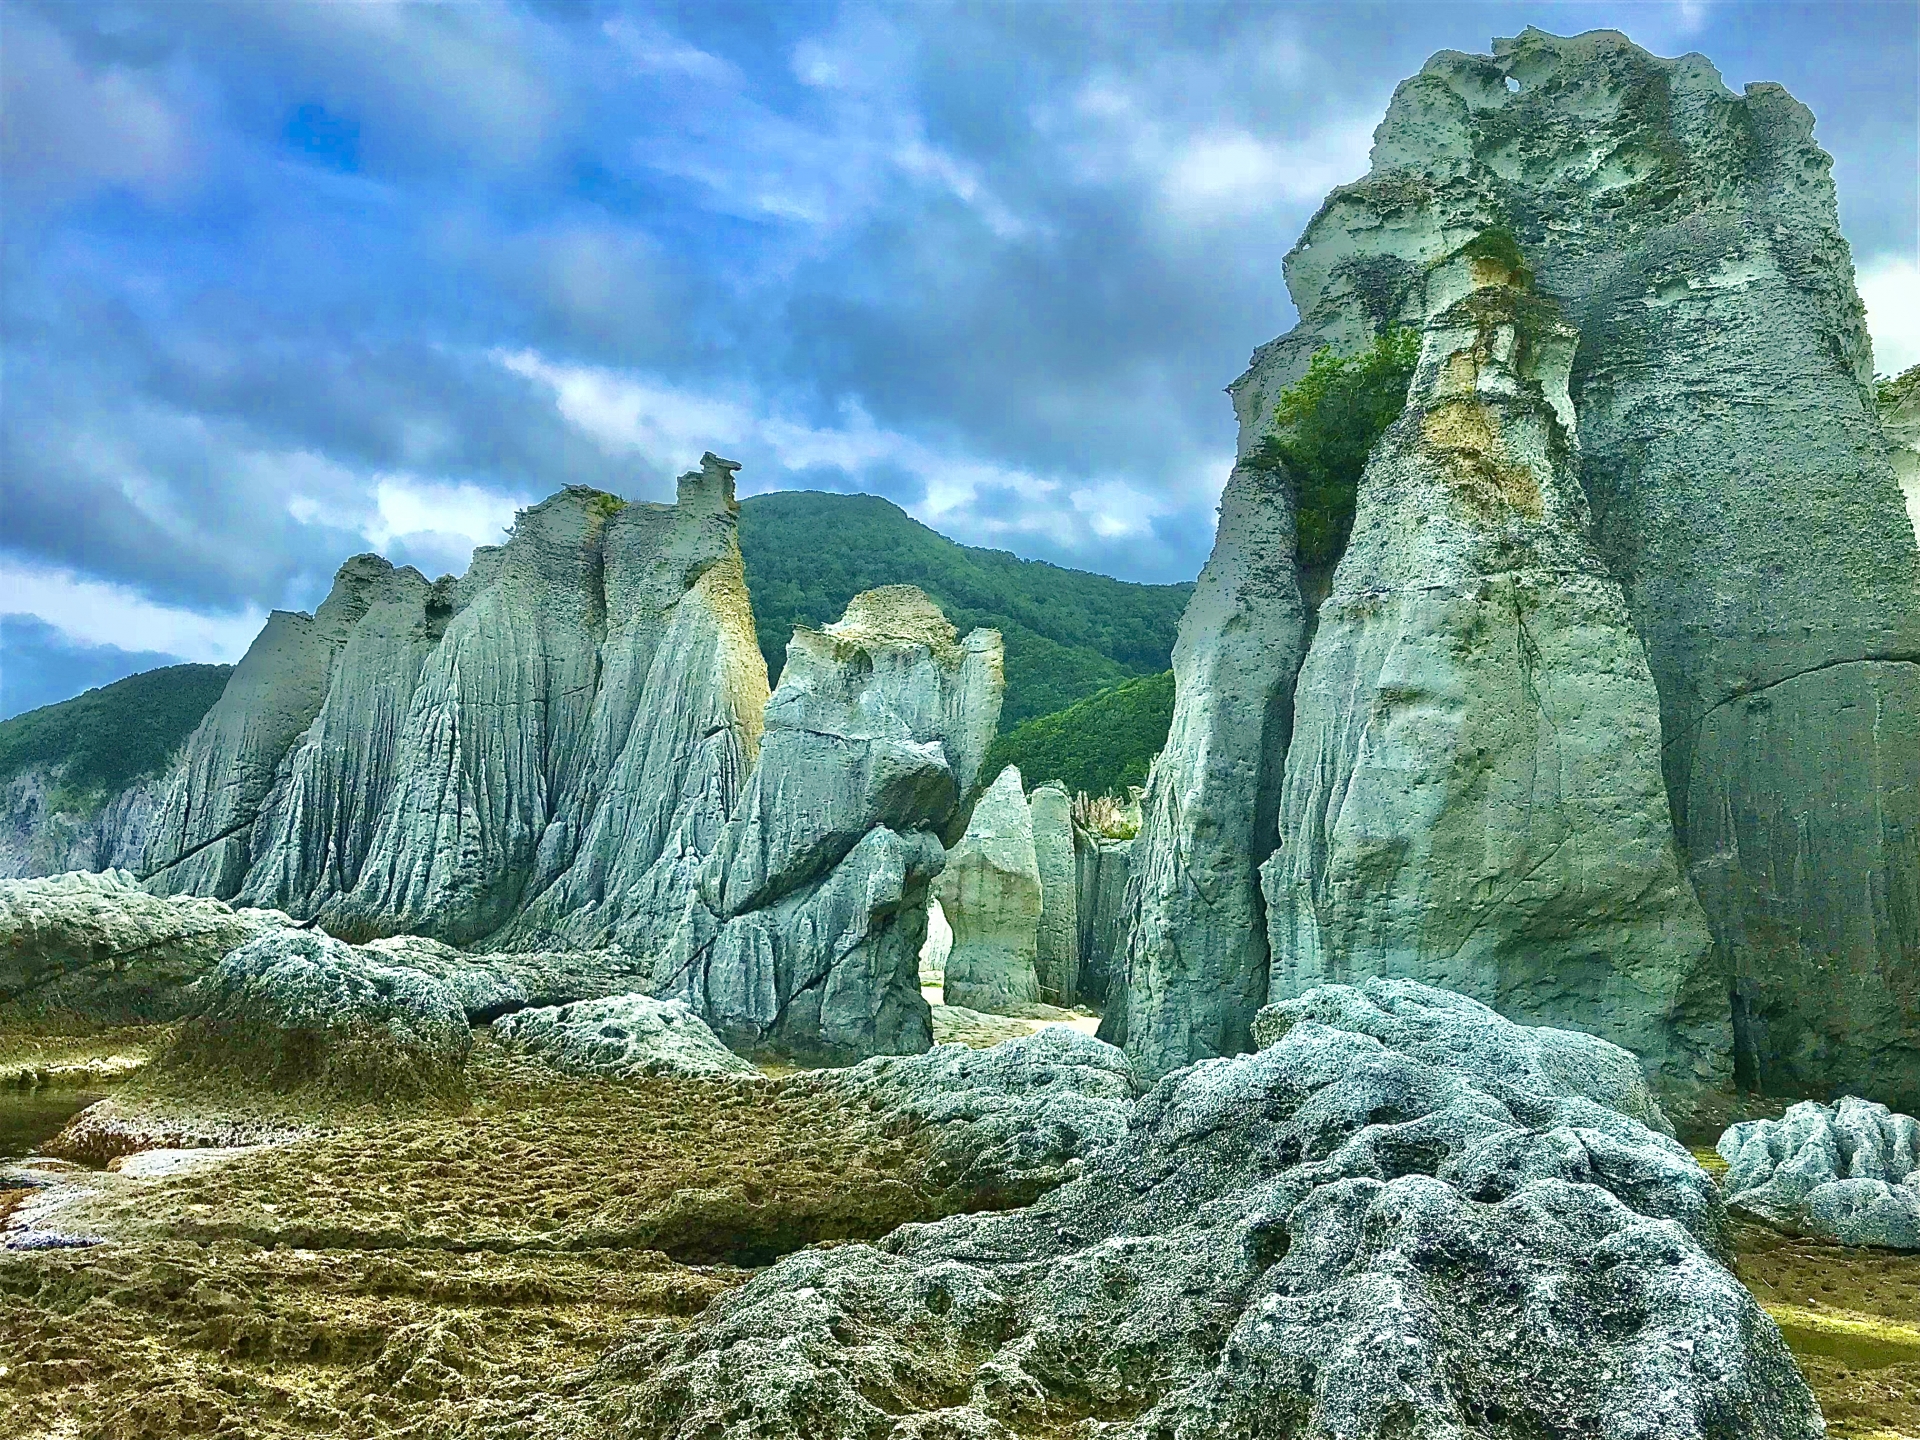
[3,1037,1915,1435]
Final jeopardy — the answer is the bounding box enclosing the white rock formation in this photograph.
[937,766,1043,1015]
[1720,1097,1920,1249]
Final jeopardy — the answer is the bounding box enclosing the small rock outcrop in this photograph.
[493,994,755,1080]
[1260,251,1728,1114]
[1028,782,1079,1005]
[0,870,286,1029]
[1111,460,1306,1075]
[160,930,472,1105]
[357,934,655,1024]
[937,766,1043,1015]
[788,1025,1135,1210]
[612,980,1814,1439]
[662,586,1003,1061]
[1720,1097,1920,1250]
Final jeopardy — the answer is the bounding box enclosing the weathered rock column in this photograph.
[1028,782,1079,1005]
[939,766,1044,1015]
[1261,247,1729,1115]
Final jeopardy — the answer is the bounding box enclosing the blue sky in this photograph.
[3,0,1916,718]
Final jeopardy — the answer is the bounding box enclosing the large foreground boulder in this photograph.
[662,586,1003,1061]
[494,994,755,1080]
[605,980,1813,1439]
[1720,1097,1920,1249]
[938,766,1043,1014]
[0,870,286,1029]
[161,930,471,1105]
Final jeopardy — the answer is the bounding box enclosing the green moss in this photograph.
[1248,327,1421,568]
[1455,226,1533,285]
[0,663,231,814]
[982,670,1174,798]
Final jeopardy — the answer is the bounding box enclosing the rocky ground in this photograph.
[0,1034,1911,1438]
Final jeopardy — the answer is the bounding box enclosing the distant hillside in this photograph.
[0,663,231,811]
[983,670,1175,798]
[738,491,1191,726]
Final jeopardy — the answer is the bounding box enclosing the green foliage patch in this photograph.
[982,669,1174,799]
[0,663,231,813]
[738,492,1191,726]
[1249,327,1420,568]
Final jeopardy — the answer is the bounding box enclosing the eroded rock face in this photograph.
[1720,1098,1920,1250]
[1112,461,1305,1077]
[1229,26,1919,1107]
[661,586,1004,1062]
[0,871,288,1030]
[493,994,756,1080]
[162,930,471,1105]
[1260,257,1727,1117]
[1073,829,1132,1012]
[1884,365,1920,543]
[611,980,1813,1440]
[938,766,1043,1016]
[1,771,162,881]
[138,459,768,963]
[1028,783,1079,1006]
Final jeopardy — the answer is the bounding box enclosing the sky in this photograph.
[2,0,1916,719]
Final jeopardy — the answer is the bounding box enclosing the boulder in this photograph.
[1111,460,1306,1076]
[160,930,471,1105]
[1254,976,1673,1136]
[1027,782,1078,1005]
[1260,254,1728,1117]
[613,981,1813,1439]
[938,766,1043,1015]
[662,586,1003,1061]
[1719,1097,1920,1249]
[357,934,655,1024]
[791,1025,1135,1209]
[0,870,287,1030]
[1072,828,1132,1011]
[1226,26,1919,1108]
[493,994,756,1080]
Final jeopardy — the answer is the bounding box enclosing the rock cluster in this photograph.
[661,585,1003,1061]
[493,994,756,1081]
[611,978,1816,1439]
[937,765,1043,1014]
[142,457,770,961]
[1720,1098,1920,1250]
[160,930,472,1106]
[1114,27,1920,1111]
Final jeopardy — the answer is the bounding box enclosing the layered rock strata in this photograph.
[613,979,1816,1439]
[660,586,1003,1061]
[1028,782,1079,1005]
[937,766,1043,1015]
[138,458,769,960]
[1260,254,1727,1111]
[1122,27,1920,1106]
[1720,1098,1920,1250]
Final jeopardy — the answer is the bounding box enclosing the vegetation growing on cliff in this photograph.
[1250,327,1420,568]
[738,492,1190,726]
[983,669,1174,798]
[0,663,232,812]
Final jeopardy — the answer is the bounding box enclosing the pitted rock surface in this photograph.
[493,993,755,1080]
[162,929,471,1105]
[1720,1097,1920,1250]
[609,983,1810,1440]
[938,766,1043,1016]
[0,869,289,1028]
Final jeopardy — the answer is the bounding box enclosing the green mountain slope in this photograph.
[738,491,1191,725]
[983,670,1174,798]
[0,663,232,811]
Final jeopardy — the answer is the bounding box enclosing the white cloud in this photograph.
[0,562,265,664]
[1860,254,1920,376]
[496,349,1172,552]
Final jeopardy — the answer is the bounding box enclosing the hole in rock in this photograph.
[1505,75,1521,92]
